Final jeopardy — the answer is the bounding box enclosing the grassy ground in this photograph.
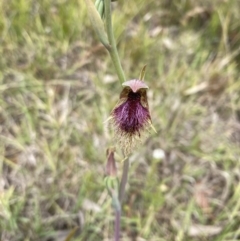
[1,0,240,240]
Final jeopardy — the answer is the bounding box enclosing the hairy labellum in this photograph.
[111,79,152,154]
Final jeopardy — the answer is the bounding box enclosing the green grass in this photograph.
[1,0,240,240]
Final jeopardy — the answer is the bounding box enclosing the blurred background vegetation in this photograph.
[1,0,240,240]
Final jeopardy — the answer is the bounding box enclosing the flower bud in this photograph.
[84,0,110,49]
[106,148,117,177]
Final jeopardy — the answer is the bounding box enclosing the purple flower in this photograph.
[111,79,152,154]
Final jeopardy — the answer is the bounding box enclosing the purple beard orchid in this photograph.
[111,79,152,154]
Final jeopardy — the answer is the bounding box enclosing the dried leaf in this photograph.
[188,224,222,237]
[184,82,208,95]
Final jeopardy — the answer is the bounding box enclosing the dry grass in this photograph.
[1,0,240,240]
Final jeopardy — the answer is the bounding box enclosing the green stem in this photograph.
[112,192,121,241]
[119,157,129,203]
[114,208,121,241]
[104,0,126,84]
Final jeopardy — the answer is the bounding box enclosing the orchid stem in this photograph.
[103,0,128,239]
[104,0,126,84]
[112,191,121,241]
[114,208,121,241]
[119,157,129,203]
